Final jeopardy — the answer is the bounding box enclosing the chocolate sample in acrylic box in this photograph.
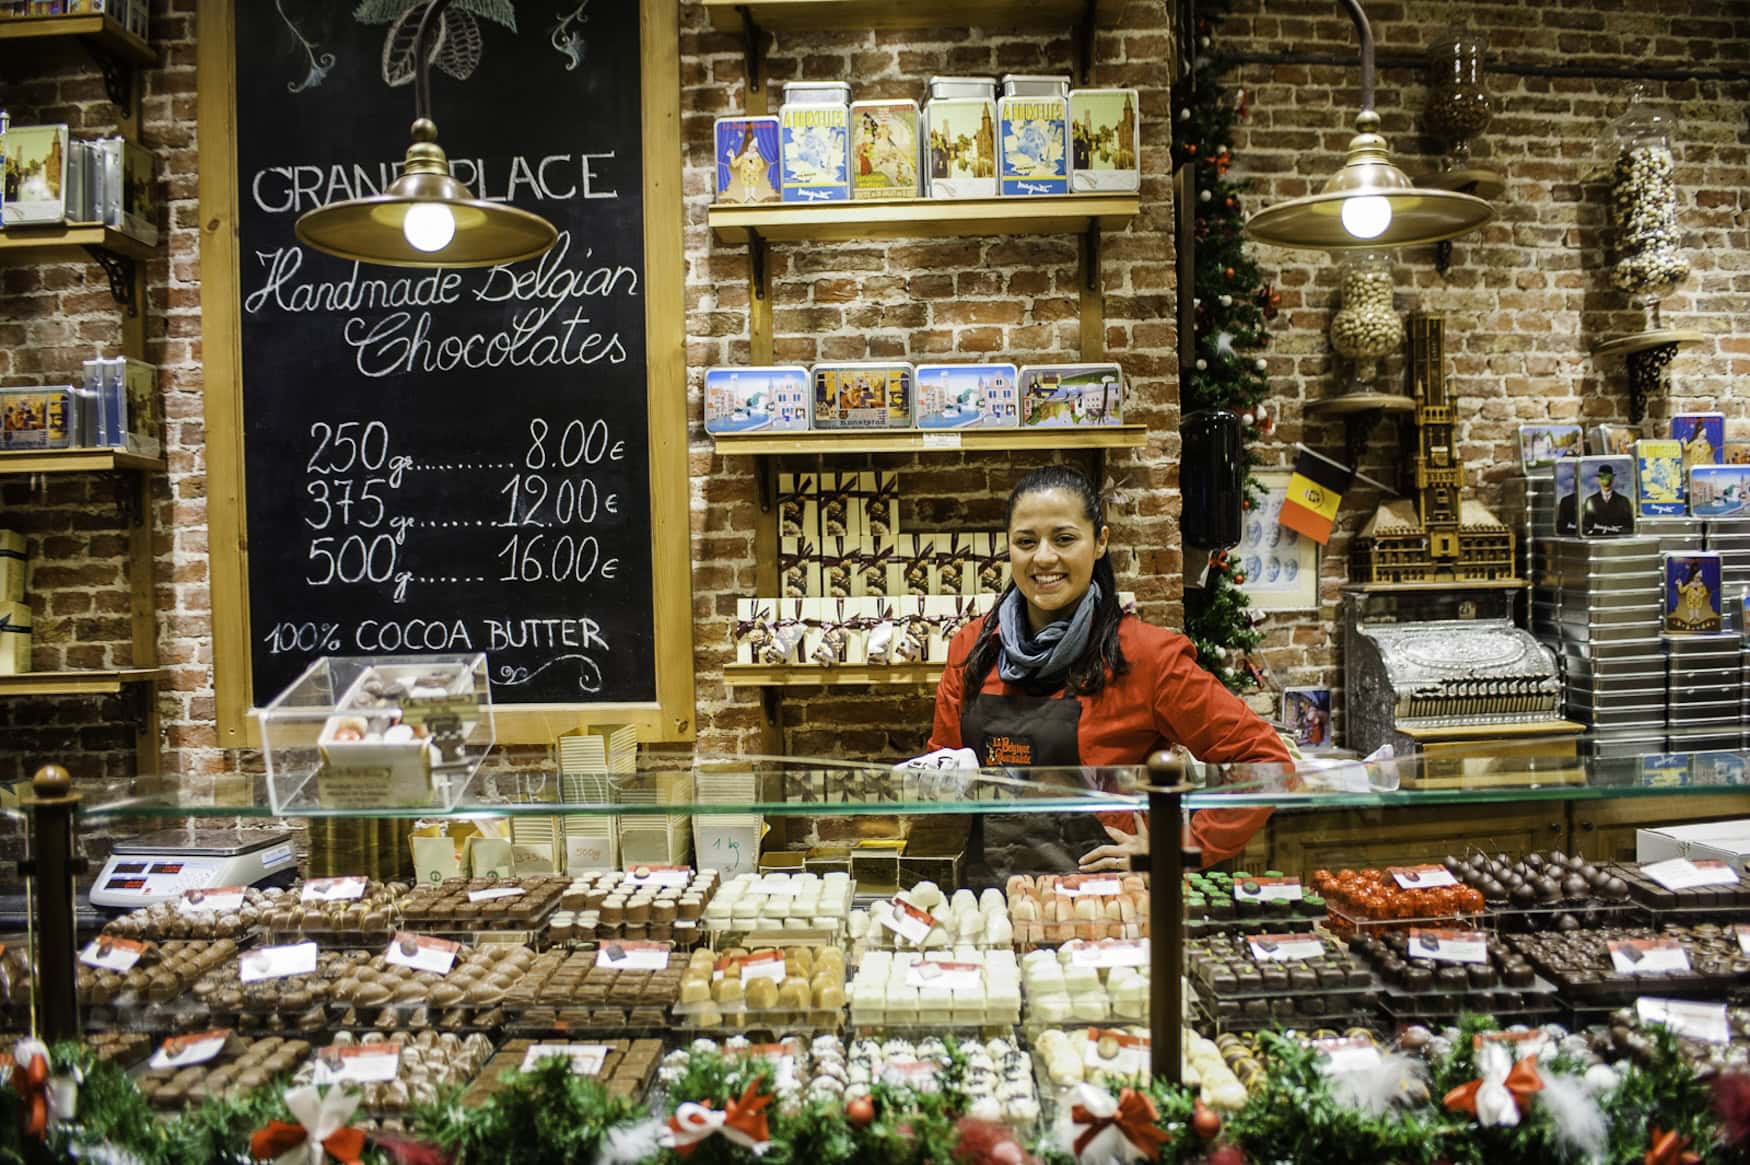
[713,116,781,204]
[703,366,810,434]
[1577,455,1635,538]
[1635,439,1685,517]
[1069,89,1141,192]
[812,363,913,430]
[1517,424,1583,473]
[851,100,921,201]
[1018,364,1124,427]
[1664,552,1722,634]
[914,364,1017,429]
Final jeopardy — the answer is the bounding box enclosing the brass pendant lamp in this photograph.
[295,0,558,268]
[1244,0,1495,251]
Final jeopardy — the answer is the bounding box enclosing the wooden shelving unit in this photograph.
[724,663,944,688]
[0,669,162,697]
[703,0,1124,33]
[0,13,155,114]
[0,448,165,476]
[707,195,1140,246]
[713,424,1146,457]
[0,224,156,262]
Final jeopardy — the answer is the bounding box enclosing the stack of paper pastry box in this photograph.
[0,530,27,675]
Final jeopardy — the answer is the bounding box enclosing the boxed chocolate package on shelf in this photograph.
[851,99,921,201]
[812,362,913,430]
[915,364,1018,430]
[998,76,1070,196]
[1070,88,1141,192]
[83,356,163,458]
[780,82,851,203]
[0,599,30,674]
[1018,364,1125,427]
[0,387,80,450]
[924,77,999,199]
[704,366,810,434]
[0,124,70,226]
[714,115,781,204]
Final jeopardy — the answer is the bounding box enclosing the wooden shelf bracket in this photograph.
[82,243,137,314]
[738,4,763,93]
[1074,0,1097,85]
[749,227,767,301]
[1084,219,1101,292]
[83,35,138,113]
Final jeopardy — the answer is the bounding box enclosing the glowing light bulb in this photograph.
[402,202,456,253]
[1340,194,1392,240]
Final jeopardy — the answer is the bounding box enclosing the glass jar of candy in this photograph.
[1425,31,1491,165]
[1329,251,1404,386]
[1608,88,1688,304]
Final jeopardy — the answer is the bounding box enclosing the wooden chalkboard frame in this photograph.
[195,0,695,745]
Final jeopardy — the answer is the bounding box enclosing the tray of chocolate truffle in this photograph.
[1609,858,1750,918]
[1346,928,1560,1022]
[673,945,848,1032]
[547,867,719,949]
[848,884,1015,953]
[1595,1001,1750,1076]
[1442,851,1636,931]
[1313,866,1486,934]
[1186,932,1377,1032]
[1019,942,1150,1029]
[700,872,854,941]
[1031,1026,1154,1094]
[257,879,411,946]
[395,876,565,939]
[1506,922,1750,1009]
[84,1031,154,1068]
[465,1037,663,1105]
[134,1033,315,1108]
[501,943,682,1031]
[1184,870,1325,936]
[101,885,276,942]
[1004,874,1150,948]
[78,938,242,1033]
[292,1031,497,1126]
[848,948,1021,1029]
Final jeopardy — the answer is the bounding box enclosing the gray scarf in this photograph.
[997,582,1102,683]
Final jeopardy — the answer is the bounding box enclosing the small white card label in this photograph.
[1070,940,1149,969]
[301,876,368,902]
[625,866,692,888]
[922,433,962,450]
[467,886,526,903]
[1409,928,1488,965]
[314,1044,401,1084]
[520,1044,610,1076]
[597,941,671,971]
[1248,934,1324,962]
[148,1030,231,1070]
[80,936,145,972]
[1081,1029,1149,1077]
[179,887,245,914]
[1644,857,1741,891]
[1235,877,1303,902]
[739,950,788,985]
[385,933,459,975]
[1391,865,1457,890]
[906,960,983,989]
[1313,1036,1380,1074]
[878,895,937,945]
[1062,876,1122,897]
[752,877,799,897]
[240,942,318,982]
[1737,925,1750,957]
[1637,996,1729,1043]
[1610,938,1690,974]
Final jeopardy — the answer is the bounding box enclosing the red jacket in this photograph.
[929,614,1285,864]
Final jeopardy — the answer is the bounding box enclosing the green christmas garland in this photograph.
[1173,0,1276,693]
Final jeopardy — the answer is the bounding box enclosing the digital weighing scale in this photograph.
[89,828,299,910]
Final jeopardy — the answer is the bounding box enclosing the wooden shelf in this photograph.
[1304,393,1416,417]
[1591,329,1706,359]
[0,668,161,697]
[724,663,944,687]
[703,0,1124,32]
[0,448,164,475]
[0,12,154,65]
[1344,580,1528,593]
[0,224,156,263]
[714,425,1147,456]
[709,195,1140,245]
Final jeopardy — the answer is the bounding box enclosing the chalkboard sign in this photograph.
[198,0,691,741]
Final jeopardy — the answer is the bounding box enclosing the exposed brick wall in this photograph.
[1220,0,1750,736]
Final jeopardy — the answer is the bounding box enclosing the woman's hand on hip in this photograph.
[1078,812,1148,872]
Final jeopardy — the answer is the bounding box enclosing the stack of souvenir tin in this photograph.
[1706,517,1750,616]
[1518,474,1557,585]
[1664,633,1742,752]
[1535,537,1666,758]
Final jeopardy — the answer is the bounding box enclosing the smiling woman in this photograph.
[928,466,1290,877]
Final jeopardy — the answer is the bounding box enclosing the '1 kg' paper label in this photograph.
[1644,857,1740,891]
[179,887,245,914]
[1637,997,1728,1043]
[879,895,936,945]
[1391,865,1457,889]
[1249,934,1323,962]
[1409,928,1488,965]
[385,933,459,975]
[149,1031,231,1070]
[301,876,368,902]
[520,1044,609,1076]
[240,942,318,982]
[1610,938,1690,974]
[80,936,145,972]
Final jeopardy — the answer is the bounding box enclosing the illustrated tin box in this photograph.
[0,387,78,450]
[925,97,998,199]
[1,124,70,226]
[1018,363,1124,427]
[851,100,921,201]
[1690,465,1750,518]
[1590,423,1638,456]
[780,88,851,204]
[914,363,1018,430]
[812,362,913,430]
[714,116,781,205]
[95,136,158,246]
[1576,454,1636,538]
[1069,88,1141,192]
[1664,551,1722,635]
[1552,457,1578,535]
[999,93,1069,196]
[1672,412,1725,469]
[1517,423,1583,473]
[704,365,810,435]
[1635,438,1686,517]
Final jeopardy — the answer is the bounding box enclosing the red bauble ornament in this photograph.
[1185,143,1198,157]
[1207,1145,1246,1165]
[846,1096,876,1128]
[1241,499,1252,511]
[1224,266,1236,280]
[1192,1100,1222,1140]
[1234,573,1247,584]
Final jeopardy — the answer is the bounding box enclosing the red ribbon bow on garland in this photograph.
[1644,1127,1701,1165]
[9,1039,51,1139]
[1068,1087,1172,1162]
[250,1084,371,1165]
[663,1080,774,1158]
[251,1122,368,1165]
[1442,1052,1543,1126]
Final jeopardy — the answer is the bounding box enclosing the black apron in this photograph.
[960,687,1113,882]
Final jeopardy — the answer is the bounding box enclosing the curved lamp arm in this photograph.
[413,0,457,125]
[1336,0,1375,118]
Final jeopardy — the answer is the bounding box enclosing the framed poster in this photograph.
[1241,471,1320,611]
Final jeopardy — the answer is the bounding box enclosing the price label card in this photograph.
[1081,1029,1149,1076]
[1409,928,1488,965]
[179,887,246,914]
[79,936,145,972]
[625,866,692,888]
[739,950,788,985]
[906,960,983,989]
[1070,940,1149,969]
[520,1044,610,1076]
[467,885,526,903]
[385,933,459,975]
[1312,1036,1380,1074]
[1638,997,1729,1043]
[1610,938,1690,974]
[597,941,671,971]
[301,876,368,903]
[149,1030,231,1070]
[1390,865,1457,890]
[921,433,962,450]
[240,942,318,982]
[1249,934,1324,962]
[1061,876,1122,897]
[313,1043,401,1084]
[878,895,937,945]
[1644,857,1741,891]
[752,878,799,897]
[1736,925,1750,957]
[1234,876,1303,902]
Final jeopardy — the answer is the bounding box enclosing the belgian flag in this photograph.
[1280,447,1354,545]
